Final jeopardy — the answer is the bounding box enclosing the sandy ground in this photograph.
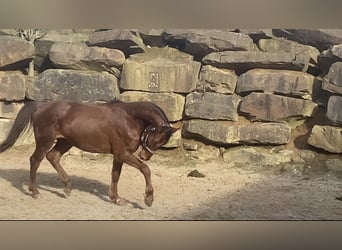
[0,145,341,220]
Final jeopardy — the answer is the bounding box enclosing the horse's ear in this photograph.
[170,127,179,134]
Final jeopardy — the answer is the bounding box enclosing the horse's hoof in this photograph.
[32,193,42,199]
[64,182,72,196]
[113,198,126,206]
[144,195,153,207]
[64,187,71,196]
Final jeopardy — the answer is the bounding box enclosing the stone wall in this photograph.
[1,29,342,160]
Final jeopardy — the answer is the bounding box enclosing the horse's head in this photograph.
[139,124,178,161]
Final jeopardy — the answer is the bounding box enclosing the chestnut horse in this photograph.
[0,99,177,207]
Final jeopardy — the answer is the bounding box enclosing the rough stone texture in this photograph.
[183,119,291,145]
[318,44,342,74]
[258,38,320,65]
[49,42,125,71]
[163,128,182,148]
[197,65,237,94]
[272,29,342,51]
[27,69,120,102]
[0,118,34,146]
[308,125,342,153]
[120,47,201,93]
[162,29,237,50]
[236,69,317,100]
[161,29,193,48]
[328,44,342,59]
[321,80,342,95]
[326,96,342,125]
[183,30,255,59]
[322,62,342,94]
[240,93,317,122]
[0,71,26,101]
[88,29,146,55]
[185,92,240,121]
[0,102,24,119]
[0,36,35,70]
[138,29,167,47]
[223,147,297,167]
[238,29,273,42]
[35,30,90,70]
[325,62,342,87]
[202,51,309,74]
[119,91,185,122]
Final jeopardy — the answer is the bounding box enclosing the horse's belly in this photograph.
[61,126,112,154]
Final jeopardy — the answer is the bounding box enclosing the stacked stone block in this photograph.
[1,29,342,155]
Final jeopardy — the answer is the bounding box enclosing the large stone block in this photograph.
[120,47,201,93]
[325,62,342,87]
[49,42,125,71]
[185,92,240,121]
[236,69,317,100]
[119,91,185,122]
[318,44,342,74]
[0,36,35,70]
[183,30,255,59]
[0,102,24,119]
[183,119,291,145]
[88,29,146,55]
[240,93,317,122]
[138,29,167,47]
[308,125,342,153]
[0,118,34,146]
[322,62,342,94]
[326,96,342,125]
[238,29,273,42]
[35,30,90,70]
[272,29,342,51]
[198,65,237,94]
[258,38,320,65]
[163,127,182,148]
[0,71,26,101]
[162,29,237,49]
[202,51,309,74]
[27,69,120,102]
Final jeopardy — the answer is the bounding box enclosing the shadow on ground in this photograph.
[0,168,109,200]
[173,170,342,220]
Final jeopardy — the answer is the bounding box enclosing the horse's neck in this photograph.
[131,104,168,127]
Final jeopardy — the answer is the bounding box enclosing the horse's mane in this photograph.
[107,99,122,104]
[106,99,170,126]
[147,102,170,125]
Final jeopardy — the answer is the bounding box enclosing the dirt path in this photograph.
[0,145,341,220]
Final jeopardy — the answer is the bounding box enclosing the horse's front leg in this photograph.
[109,160,125,205]
[122,152,154,207]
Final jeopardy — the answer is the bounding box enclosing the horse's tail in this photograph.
[0,101,38,153]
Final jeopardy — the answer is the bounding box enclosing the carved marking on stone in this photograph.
[149,72,159,88]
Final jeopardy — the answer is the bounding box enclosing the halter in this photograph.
[140,126,155,154]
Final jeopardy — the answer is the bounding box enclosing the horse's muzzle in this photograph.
[139,149,153,161]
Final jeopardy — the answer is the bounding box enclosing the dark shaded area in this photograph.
[0,168,143,209]
[174,170,342,220]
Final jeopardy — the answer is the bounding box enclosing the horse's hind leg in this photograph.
[46,138,72,196]
[29,140,55,199]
